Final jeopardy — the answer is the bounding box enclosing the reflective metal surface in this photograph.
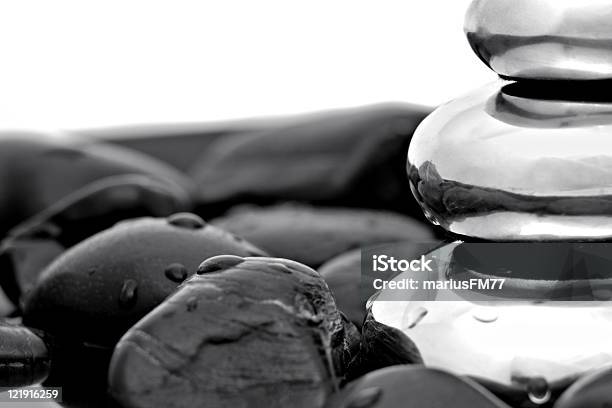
[370,242,612,389]
[407,80,612,240]
[465,0,612,80]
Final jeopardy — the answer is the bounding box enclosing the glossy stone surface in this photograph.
[0,134,194,238]
[408,80,612,240]
[189,104,431,218]
[0,320,50,387]
[109,257,357,408]
[465,0,612,80]
[0,174,190,307]
[318,250,364,328]
[555,366,612,408]
[212,204,435,268]
[23,215,267,347]
[349,310,423,380]
[326,366,510,408]
[370,242,612,405]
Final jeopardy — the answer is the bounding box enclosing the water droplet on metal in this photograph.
[472,306,498,323]
[167,213,206,229]
[119,279,138,308]
[346,387,383,408]
[197,255,244,274]
[405,306,428,329]
[526,377,551,405]
[164,263,188,283]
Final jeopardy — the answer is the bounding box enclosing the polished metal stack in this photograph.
[372,1,612,406]
[410,0,612,240]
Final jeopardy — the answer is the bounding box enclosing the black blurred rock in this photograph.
[0,175,191,309]
[554,366,612,408]
[0,319,50,387]
[0,134,194,238]
[189,103,431,218]
[347,310,423,380]
[474,376,568,408]
[338,312,362,386]
[109,256,356,408]
[212,204,436,268]
[43,342,116,408]
[325,365,511,408]
[319,250,364,328]
[77,120,272,172]
[23,214,266,348]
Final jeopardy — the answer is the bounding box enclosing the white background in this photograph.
[0,0,495,131]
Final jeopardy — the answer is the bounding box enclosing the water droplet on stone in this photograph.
[269,262,293,274]
[405,306,428,329]
[186,296,198,312]
[346,387,383,408]
[167,213,206,229]
[197,255,244,274]
[472,306,498,323]
[119,279,138,308]
[164,263,188,283]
